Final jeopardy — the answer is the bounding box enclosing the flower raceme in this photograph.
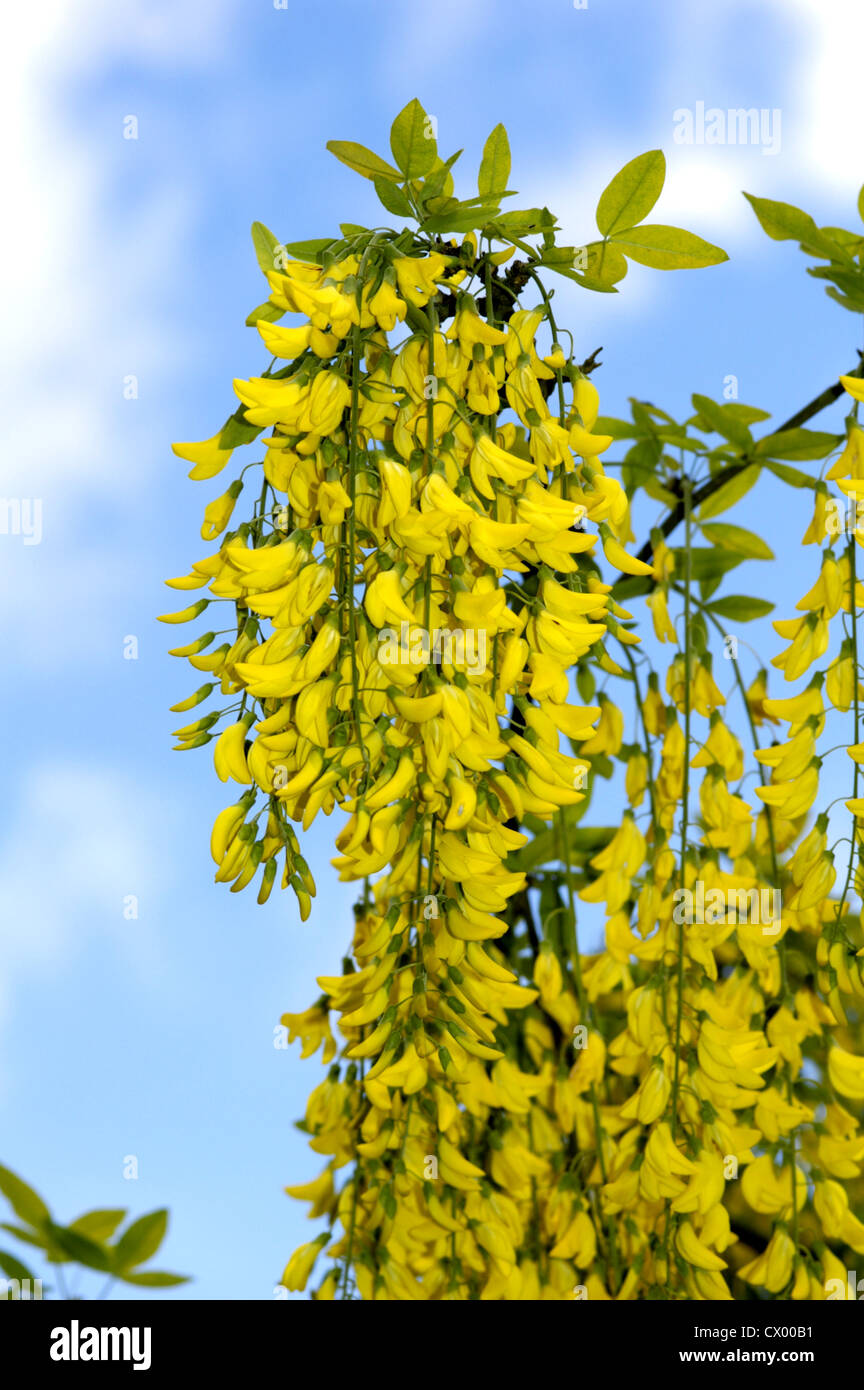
[163,227,649,1297]
[165,112,864,1300]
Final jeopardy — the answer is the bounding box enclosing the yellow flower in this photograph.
[281,1236,328,1292]
[318,479,352,524]
[201,482,242,541]
[393,253,449,307]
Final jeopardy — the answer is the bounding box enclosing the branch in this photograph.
[634,358,864,565]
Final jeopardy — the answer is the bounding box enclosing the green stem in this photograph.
[527,270,566,424]
[557,808,620,1290]
[620,642,659,833]
[670,477,692,1143]
[837,535,860,919]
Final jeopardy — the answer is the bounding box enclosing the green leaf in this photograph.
[717,403,771,425]
[492,207,554,232]
[118,1270,191,1288]
[706,595,775,622]
[825,286,864,314]
[701,522,773,559]
[419,151,461,203]
[218,408,264,451]
[698,465,760,520]
[674,548,745,581]
[326,140,401,182]
[0,1166,50,1230]
[0,1249,37,1283]
[250,222,281,276]
[478,124,511,198]
[0,1222,51,1252]
[611,575,654,601]
[577,241,629,286]
[511,824,612,874]
[373,178,414,219]
[743,193,818,243]
[547,265,619,294]
[594,416,638,441]
[576,665,596,702]
[113,1210,168,1271]
[421,203,502,234]
[691,395,754,450]
[754,428,839,462]
[422,194,458,218]
[807,265,864,308]
[69,1209,127,1242]
[245,300,285,328]
[621,438,662,493]
[859,183,864,226]
[47,1223,112,1273]
[596,150,666,238]
[610,224,728,269]
[762,458,819,490]
[278,237,338,261]
[389,100,436,179]
[536,245,578,267]
[821,226,864,249]
[742,194,843,261]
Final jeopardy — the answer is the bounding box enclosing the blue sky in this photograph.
[2,0,863,1300]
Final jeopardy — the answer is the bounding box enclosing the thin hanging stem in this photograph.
[670,476,692,1143]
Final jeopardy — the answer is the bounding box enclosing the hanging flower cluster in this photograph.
[165,106,864,1300]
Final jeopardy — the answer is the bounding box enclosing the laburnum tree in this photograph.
[162,100,864,1301]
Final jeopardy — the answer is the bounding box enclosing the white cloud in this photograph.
[515,0,864,340]
[768,0,864,193]
[0,2,241,669]
[0,1,233,504]
[652,0,864,223]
